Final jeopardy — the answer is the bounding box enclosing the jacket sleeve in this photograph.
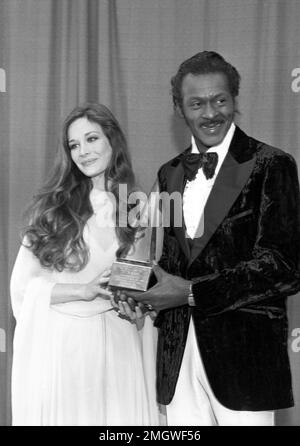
[192,153,300,317]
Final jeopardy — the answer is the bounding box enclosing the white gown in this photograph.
[11,189,160,426]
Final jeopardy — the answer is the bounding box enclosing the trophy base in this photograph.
[108,259,153,292]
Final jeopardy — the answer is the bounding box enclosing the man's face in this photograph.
[179,72,236,151]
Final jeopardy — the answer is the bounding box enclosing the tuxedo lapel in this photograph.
[188,128,256,267]
[166,152,190,259]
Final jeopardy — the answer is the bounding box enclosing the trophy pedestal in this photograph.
[108,259,153,292]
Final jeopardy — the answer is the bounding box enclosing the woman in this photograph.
[11,103,160,426]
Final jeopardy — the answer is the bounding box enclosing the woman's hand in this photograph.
[110,292,157,329]
[110,292,145,328]
[119,299,146,330]
[51,268,112,305]
[82,268,112,301]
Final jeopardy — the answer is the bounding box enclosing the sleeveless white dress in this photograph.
[11,189,160,425]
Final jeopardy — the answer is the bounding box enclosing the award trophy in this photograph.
[108,180,163,294]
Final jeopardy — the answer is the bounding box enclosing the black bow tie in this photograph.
[182,151,218,181]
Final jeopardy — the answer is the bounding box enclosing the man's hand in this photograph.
[124,264,192,312]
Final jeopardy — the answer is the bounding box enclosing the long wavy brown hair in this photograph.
[23,103,136,271]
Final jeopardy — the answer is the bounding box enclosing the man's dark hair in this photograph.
[171,51,241,110]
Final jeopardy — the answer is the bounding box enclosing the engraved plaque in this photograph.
[108,259,153,292]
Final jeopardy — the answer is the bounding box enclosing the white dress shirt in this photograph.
[183,123,236,239]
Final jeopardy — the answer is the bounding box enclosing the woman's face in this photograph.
[68,117,112,185]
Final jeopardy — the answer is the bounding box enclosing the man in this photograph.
[127,51,300,425]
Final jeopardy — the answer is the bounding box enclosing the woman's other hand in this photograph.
[83,268,112,301]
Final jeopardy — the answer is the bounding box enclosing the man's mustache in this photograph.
[201,119,224,126]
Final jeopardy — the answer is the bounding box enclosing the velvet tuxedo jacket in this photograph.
[155,126,300,411]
